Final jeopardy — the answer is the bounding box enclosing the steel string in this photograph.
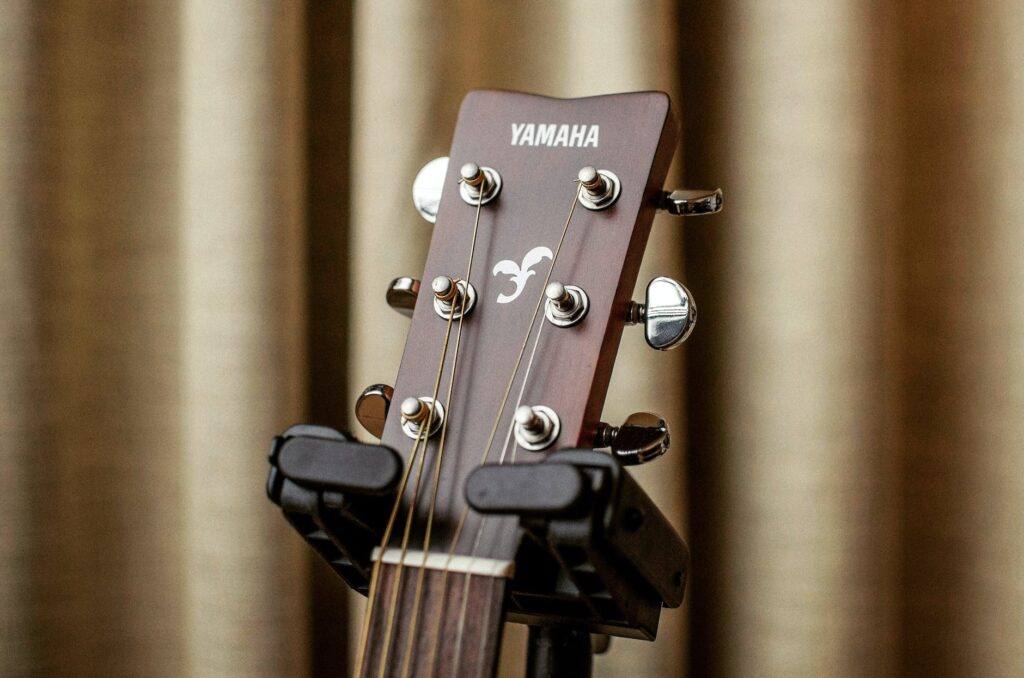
[397,183,487,678]
[372,295,458,678]
[425,181,584,677]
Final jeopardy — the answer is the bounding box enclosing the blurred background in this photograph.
[2,1,1022,676]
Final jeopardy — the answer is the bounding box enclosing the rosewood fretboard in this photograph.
[360,564,507,678]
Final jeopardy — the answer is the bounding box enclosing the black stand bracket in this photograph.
[465,449,689,641]
[265,425,402,594]
[265,428,689,677]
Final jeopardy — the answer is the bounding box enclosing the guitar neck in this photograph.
[360,562,508,678]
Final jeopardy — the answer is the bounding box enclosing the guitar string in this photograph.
[397,187,486,678]
[423,181,584,677]
[373,299,458,678]
[355,256,459,676]
[452,317,545,676]
[353,424,428,677]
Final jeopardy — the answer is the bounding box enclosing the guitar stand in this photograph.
[266,425,403,594]
[465,450,688,642]
[266,428,689,678]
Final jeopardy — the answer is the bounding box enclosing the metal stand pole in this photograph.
[525,626,592,678]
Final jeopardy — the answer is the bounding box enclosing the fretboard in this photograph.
[359,562,508,678]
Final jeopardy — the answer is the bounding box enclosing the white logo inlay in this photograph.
[491,246,553,304]
[510,123,599,148]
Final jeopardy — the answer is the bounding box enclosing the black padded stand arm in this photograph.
[266,424,402,594]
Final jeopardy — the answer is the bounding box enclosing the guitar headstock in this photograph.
[269,89,722,676]
[376,90,683,561]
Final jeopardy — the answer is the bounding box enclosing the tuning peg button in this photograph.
[626,277,697,350]
[658,188,723,216]
[355,384,394,439]
[412,157,449,223]
[386,277,420,317]
[594,412,669,465]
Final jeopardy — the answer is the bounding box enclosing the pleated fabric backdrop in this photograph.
[1,2,308,676]
[1,2,1022,677]
[680,1,1024,675]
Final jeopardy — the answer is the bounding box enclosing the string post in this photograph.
[400,397,445,439]
[578,166,605,193]
[513,405,561,451]
[432,277,477,320]
[576,166,621,211]
[431,275,458,302]
[544,281,590,328]
[460,162,485,187]
[458,161,502,206]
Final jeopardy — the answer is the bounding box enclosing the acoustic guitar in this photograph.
[266,90,722,678]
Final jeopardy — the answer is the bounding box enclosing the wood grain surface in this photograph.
[362,90,678,677]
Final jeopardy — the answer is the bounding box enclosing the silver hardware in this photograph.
[459,162,502,206]
[400,396,445,439]
[412,156,449,223]
[577,166,621,210]
[658,188,723,216]
[431,275,477,320]
[514,405,560,451]
[594,412,670,465]
[386,277,420,317]
[544,281,589,328]
[625,276,697,350]
[355,384,393,438]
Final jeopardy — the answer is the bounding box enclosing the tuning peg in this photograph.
[658,188,723,216]
[386,277,419,317]
[594,412,669,465]
[412,156,449,223]
[625,277,696,350]
[355,384,393,439]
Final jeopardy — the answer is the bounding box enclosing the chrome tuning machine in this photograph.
[658,188,723,216]
[626,276,697,350]
[594,412,670,465]
[514,405,561,451]
[458,162,502,206]
[355,384,393,439]
[400,397,444,440]
[412,157,449,223]
[386,277,419,317]
[577,166,621,210]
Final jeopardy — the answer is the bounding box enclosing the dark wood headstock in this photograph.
[383,90,677,555]
[361,90,679,677]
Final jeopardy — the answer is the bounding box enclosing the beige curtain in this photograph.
[680,1,1024,675]
[2,1,1022,677]
[1,2,307,676]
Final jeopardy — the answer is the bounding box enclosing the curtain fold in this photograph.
[180,2,307,676]
[680,2,901,674]
[1,2,308,676]
[1,2,187,674]
[680,1,1024,676]
[899,2,1024,674]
